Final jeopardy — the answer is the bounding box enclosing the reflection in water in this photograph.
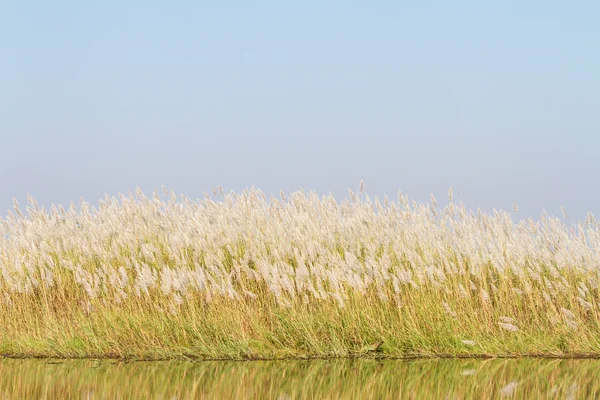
[0,357,598,399]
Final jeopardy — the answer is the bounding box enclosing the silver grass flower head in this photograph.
[480,288,490,303]
[500,381,518,397]
[498,322,519,332]
[561,308,576,320]
[443,302,457,318]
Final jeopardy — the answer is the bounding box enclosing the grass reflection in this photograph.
[0,357,598,399]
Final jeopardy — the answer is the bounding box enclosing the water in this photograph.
[0,357,597,399]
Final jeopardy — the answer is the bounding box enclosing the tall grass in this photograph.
[1,187,600,359]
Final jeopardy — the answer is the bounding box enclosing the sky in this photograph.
[1,1,598,221]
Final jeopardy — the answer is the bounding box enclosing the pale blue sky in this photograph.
[1,1,598,220]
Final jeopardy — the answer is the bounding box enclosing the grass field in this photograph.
[1,187,600,360]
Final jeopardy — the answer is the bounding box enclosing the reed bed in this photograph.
[1,186,600,359]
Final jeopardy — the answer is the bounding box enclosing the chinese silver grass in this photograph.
[1,187,600,358]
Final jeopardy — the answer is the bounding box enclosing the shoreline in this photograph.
[3,352,600,362]
[2,189,600,368]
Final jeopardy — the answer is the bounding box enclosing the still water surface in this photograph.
[0,357,597,399]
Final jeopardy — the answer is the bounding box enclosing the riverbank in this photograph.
[1,188,600,360]
[1,294,600,360]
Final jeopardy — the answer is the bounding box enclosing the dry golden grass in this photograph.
[1,187,600,359]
